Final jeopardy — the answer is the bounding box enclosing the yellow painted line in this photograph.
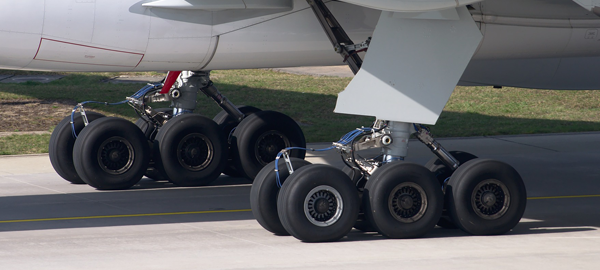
[0,209,251,224]
[528,194,600,200]
[2,195,599,224]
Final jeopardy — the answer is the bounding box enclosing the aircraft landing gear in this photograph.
[252,120,526,242]
[49,70,306,189]
[73,117,150,190]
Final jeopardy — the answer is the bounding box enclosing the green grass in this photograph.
[2,69,600,155]
[0,134,51,155]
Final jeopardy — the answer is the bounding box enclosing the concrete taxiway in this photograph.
[1,133,600,269]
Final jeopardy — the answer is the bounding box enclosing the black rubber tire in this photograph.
[155,114,228,186]
[446,159,527,235]
[213,106,262,178]
[340,166,376,232]
[134,108,173,181]
[364,162,443,239]
[425,151,478,229]
[277,164,359,242]
[250,158,311,235]
[232,110,306,180]
[49,112,105,184]
[73,117,150,190]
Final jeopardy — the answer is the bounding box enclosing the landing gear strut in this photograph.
[251,0,526,242]
[49,70,306,189]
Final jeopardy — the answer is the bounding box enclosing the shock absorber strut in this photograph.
[169,71,245,121]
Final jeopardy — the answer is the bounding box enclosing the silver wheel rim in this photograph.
[97,136,134,175]
[254,130,290,166]
[177,133,213,171]
[304,185,344,227]
[388,182,428,223]
[471,179,511,220]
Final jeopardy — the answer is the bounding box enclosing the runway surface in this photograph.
[1,133,600,269]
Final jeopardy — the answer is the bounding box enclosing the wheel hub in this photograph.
[177,133,213,171]
[304,185,343,227]
[472,179,511,220]
[255,130,290,166]
[98,136,134,175]
[388,182,428,223]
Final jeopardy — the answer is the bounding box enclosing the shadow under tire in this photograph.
[447,159,526,235]
[232,110,306,180]
[251,158,311,235]
[73,117,150,190]
[155,114,227,186]
[425,151,478,229]
[213,105,262,178]
[364,162,443,239]
[49,112,105,184]
[277,164,359,242]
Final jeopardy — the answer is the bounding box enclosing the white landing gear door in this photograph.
[334,6,482,125]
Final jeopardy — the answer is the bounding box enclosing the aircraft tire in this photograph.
[250,158,311,235]
[340,166,376,232]
[364,162,443,239]
[425,151,478,229]
[213,105,262,178]
[446,159,526,235]
[277,164,359,242]
[232,111,306,180]
[134,108,172,181]
[49,112,105,184]
[155,114,227,186]
[73,117,150,190]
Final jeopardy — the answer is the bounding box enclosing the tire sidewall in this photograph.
[250,158,311,235]
[448,159,527,235]
[156,114,227,186]
[73,117,149,190]
[233,111,306,179]
[365,162,443,238]
[277,165,359,242]
[49,112,105,184]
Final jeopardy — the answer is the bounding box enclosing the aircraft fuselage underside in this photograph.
[1,0,599,89]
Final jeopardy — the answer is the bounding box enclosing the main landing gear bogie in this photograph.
[252,120,527,242]
[49,71,307,190]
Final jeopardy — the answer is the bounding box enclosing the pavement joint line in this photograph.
[486,136,560,152]
[527,194,600,200]
[0,209,251,224]
[1,194,599,224]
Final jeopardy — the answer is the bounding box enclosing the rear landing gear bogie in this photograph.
[50,71,307,190]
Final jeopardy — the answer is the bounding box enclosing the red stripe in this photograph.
[37,38,144,57]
